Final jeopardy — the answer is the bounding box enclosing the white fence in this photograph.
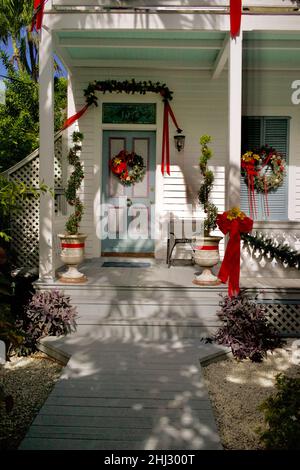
[2,131,67,268]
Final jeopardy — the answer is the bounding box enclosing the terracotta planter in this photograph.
[58,233,87,283]
[192,235,222,286]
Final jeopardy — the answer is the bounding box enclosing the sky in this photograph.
[0,36,67,89]
[0,39,13,79]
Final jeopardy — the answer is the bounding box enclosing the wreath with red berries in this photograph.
[109,150,146,186]
[241,145,286,192]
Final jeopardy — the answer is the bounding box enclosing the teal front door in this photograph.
[101,130,156,254]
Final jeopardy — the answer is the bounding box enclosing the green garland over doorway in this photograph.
[62,79,181,175]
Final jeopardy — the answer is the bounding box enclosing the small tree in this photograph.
[198,135,218,236]
[64,132,84,235]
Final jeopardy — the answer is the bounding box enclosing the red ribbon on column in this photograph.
[161,101,182,176]
[230,0,242,38]
[31,0,46,32]
[217,211,253,297]
[61,104,90,130]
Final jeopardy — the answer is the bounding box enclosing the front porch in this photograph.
[36,4,300,280]
[36,258,300,340]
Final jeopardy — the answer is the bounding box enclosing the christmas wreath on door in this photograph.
[109,150,146,186]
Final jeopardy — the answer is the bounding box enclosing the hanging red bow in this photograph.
[230,0,242,38]
[217,211,253,297]
[31,0,46,32]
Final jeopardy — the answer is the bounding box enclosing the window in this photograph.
[241,116,290,221]
[102,103,156,124]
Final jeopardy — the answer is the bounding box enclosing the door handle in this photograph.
[127,198,132,207]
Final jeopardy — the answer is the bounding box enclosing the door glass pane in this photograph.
[103,103,156,124]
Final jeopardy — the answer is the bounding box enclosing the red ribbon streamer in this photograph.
[62,98,181,177]
[230,0,242,38]
[161,101,182,176]
[61,104,90,130]
[242,161,258,219]
[61,243,85,249]
[264,176,270,217]
[217,212,253,297]
[31,0,46,32]
[194,246,218,251]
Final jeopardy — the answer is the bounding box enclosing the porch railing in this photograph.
[241,220,300,279]
[51,1,299,12]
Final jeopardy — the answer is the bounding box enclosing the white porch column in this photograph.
[39,27,55,281]
[227,31,243,209]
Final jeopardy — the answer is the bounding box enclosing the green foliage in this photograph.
[214,292,283,362]
[257,374,300,449]
[198,135,218,236]
[17,290,77,355]
[54,76,67,131]
[0,53,39,170]
[0,0,36,80]
[0,299,24,358]
[65,132,85,235]
[0,174,49,241]
[0,54,67,171]
[241,232,300,270]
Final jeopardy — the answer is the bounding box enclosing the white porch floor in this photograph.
[52,257,300,290]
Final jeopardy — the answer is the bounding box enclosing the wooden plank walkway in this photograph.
[19,333,225,450]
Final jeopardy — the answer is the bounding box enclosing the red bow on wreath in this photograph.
[217,209,253,297]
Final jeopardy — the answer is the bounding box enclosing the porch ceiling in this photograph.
[56,30,225,70]
[55,30,300,71]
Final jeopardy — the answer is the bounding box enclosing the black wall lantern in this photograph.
[174,129,185,152]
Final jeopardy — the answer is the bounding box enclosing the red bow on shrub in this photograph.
[217,210,253,297]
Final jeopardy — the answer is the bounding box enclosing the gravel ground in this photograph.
[203,339,300,450]
[0,353,63,450]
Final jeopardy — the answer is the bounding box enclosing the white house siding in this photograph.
[242,70,300,221]
[70,67,228,258]
[69,67,300,259]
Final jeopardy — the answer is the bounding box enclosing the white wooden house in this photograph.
[35,0,300,283]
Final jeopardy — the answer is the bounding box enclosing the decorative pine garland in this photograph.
[83,79,174,106]
[241,232,300,270]
[65,132,84,235]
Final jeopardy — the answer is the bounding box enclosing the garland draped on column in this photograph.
[61,80,182,176]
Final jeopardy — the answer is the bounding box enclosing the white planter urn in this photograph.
[192,235,222,286]
[58,233,87,283]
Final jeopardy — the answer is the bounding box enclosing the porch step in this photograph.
[36,284,225,339]
[35,275,300,339]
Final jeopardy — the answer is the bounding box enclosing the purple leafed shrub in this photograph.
[214,292,283,362]
[18,290,77,354]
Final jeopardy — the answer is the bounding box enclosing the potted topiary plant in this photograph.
[192,134,222,286]
[58,131,87,283]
